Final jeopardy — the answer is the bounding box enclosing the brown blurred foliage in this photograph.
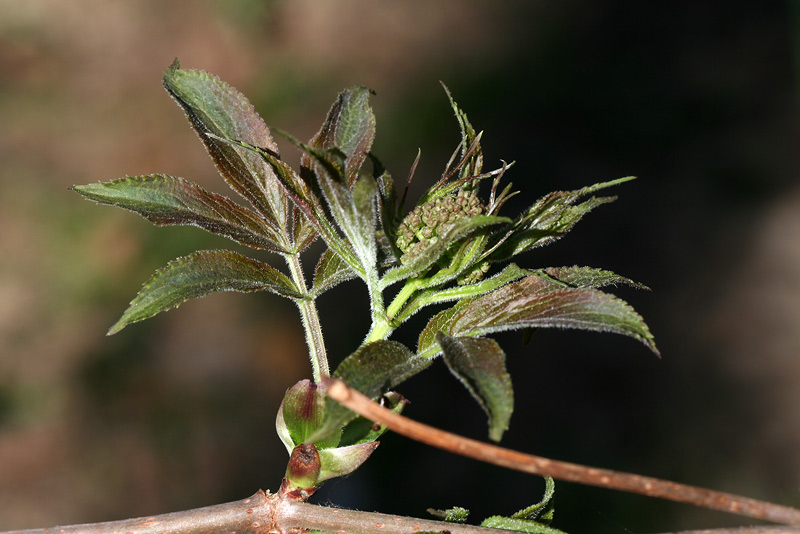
[1,1,799,532]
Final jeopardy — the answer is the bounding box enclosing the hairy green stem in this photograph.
[285,253,329,381]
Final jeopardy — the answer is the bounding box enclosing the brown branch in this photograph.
[324,377,800,527]
[1,486,799,534]
[0,491,277,534]
[0,490,525,534]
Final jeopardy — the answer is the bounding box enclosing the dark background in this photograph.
[1,1,799,532]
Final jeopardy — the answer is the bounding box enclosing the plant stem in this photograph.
[325,377,800,528]
[385,279,420,321]
[285,253,329,381]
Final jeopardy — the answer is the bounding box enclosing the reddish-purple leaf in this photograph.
[73,174,287,252]
[162,61,291,236]
[437,332,513,442]
[109,250,301,335]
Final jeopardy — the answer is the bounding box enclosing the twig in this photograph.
[2,488,799,534]
[0,491,277,534]
[0,491,523,534]
[280,501,523,534]
[324,377,800,527]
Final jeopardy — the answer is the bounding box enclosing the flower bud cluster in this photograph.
[396,189,483,264]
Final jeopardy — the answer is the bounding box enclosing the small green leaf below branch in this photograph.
[324,377,800,527]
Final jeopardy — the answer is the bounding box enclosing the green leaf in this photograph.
[417,299,472,359]
[395,263,529,325]
[538,266,649,290]
[448,274,659,355]
[306,86,376,186]
[339,391,407,446]
[436,333,513,442]
[309,341,431,442]
[380,214,511,288]
[211,135,364,276]
[444,83,483,182]
[428,507,470,523]
[492,177,634,260]
[318,442,379,483]
[108,250,301,335]
[480,516,567,534]
[72,174,287,252]
[276,380,341,453]
[318,171,378,271]
[312,248,358,296]
[512,477,556,522]
[162,61,290,237]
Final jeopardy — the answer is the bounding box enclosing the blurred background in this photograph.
[1,1,799,532]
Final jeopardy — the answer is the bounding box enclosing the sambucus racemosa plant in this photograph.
[71,59,660,532]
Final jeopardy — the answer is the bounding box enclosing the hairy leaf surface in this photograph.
[312,248,358,296]
[162,61,290,237]
[437,333,513,442]
[419,274,658,356]
[307,86,376,186]
[539,266,649,290]
[109,250,300,335]
[492,177,634,260]
[73,175,286,251]
[381,214,511,288]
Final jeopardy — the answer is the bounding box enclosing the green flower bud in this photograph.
[396,189,486,266]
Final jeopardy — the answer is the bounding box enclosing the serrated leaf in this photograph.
[444,84,483,182]
[109,250,300,335]
[417,300,472,359]
[211,135,364,276]
[162,61,290,237]
[512,477,556,522]
[380,214,511,289]
[539,266,649,290]
[396,263,529,326]
[437,333,513,442]
[312,248,358,296]
[309,341,431,442]
[480,516,566,534]
[445,274,659,355]
[73,174,287,252]
[318,172,378,271]
[306,86,376,186]
[492,177,634,260]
